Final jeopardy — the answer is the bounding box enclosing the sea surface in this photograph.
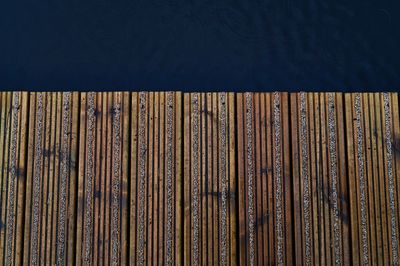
[1,0,399,89]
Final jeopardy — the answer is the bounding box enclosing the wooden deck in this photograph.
[0,92,399,265]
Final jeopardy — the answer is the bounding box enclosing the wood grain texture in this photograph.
[0,91,399,265]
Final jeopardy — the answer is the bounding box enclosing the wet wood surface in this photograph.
[0,92,399,265]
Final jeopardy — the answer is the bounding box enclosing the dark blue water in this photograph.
[1,0,399,90]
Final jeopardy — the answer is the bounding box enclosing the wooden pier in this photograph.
[0,92,399,265]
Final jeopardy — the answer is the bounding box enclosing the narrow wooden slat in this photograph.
[1,93,12,265]
[183,93,191,266]
[40,93,51,265]
[212,93,220,265]
[336,93,351,266]
[290,93,302,264]
[44,93,56,265]
[104,92,112,265]
[158,92,165,266]
[266,93,275,265]
[29,93,46,266]
[259,93,269,265]
[175,91,183,266]
[328,93,344,264]
[50,93,61,265]
[114,92,127,265]
[254,93,263,266]
[136,92,148,265]
[9,93,25,265]
[68,92,79,266]
[129,92,138,265]
[75,92,86,266]
[152,92,160,265]
[320,93,331,265]
[93,93,102,266]
[22,93,36,265]
[0,92,10,265]
[0,93,5,265]
[375,92,390,266]
[200,93,207,265]
[5,92,28,265]
[282,93,293,266]
[147,92,154,266]
[237,93,246,265]
[363,93,376,265]
[368,92,384,266]
[314,93,326,265]
[392,93,400,264]
[228,92,237,265]
[54,93,66,265]
[309,93,320,264]
[382,93,399,265]
[206,93,214,266]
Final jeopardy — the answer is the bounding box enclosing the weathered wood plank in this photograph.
[184,93,236,265]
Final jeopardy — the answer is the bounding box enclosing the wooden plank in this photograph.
[22,93,36,265]
[392,93,400,265]
[152,92,160,265]
[147,92,154,266]
[0,92,4,265]
[336,93,351,266]
[30,93,46,265]
[40,93,51,265]
[175,91,183,266]
[290,93,302,264]
[237,93,246,265]
[52,93,61,265]
[381,93,399,265]
[1,93,11,264]
[228,92,237,265]
[129,92,138,265]
[68,92,80,266]
[390,93,400,264]
[320,93,331,265]
[5,92,27,265]
[254,93,263,266]
[315,93,326,265]
[158,92,165,266]
[184,94,192,265]
[201,93,207,265]
[211,93,219,265]
[44,93,56,265]
[75,92,87,265]
[259,93,268,265]
[309,93,320,264]
[375,93,390,266]
[292,92,316,265]
[266,93,274,265]
[368,92,384,265]
[352,93,372,264]
[282,92,293,266]
[328,93,344,264]
[184,93,236,265]
[93,93,102,266]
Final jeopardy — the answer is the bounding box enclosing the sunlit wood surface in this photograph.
[0,92,399,265]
